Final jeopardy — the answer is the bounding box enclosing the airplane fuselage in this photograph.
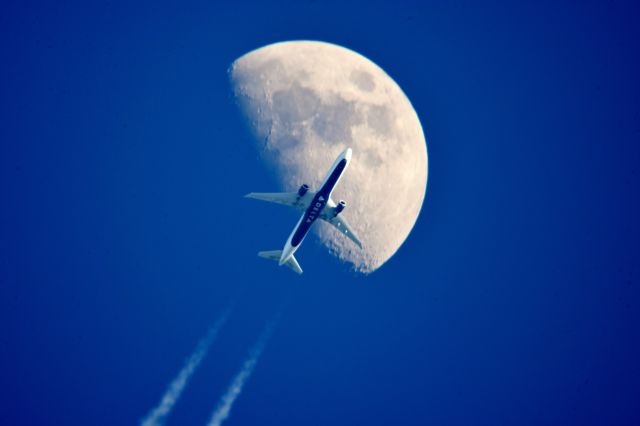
[278,149,351,265]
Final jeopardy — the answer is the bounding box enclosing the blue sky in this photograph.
[1,1,639,425]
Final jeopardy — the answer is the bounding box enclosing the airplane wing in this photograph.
[320,207,362,249]
[244,191,314,211]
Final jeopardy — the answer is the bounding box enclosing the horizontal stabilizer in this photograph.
[258,250,303,274]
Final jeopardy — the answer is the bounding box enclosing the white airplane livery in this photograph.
[245,147,362,274]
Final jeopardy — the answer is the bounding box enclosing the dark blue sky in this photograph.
[1,1,639,425]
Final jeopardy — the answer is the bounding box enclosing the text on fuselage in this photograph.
[306,196,325,223]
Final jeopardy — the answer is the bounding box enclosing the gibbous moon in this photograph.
[230,41,428,273]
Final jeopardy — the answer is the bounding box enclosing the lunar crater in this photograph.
[350,70,376,92]
[271,83,319,123]
[365,104,395,137]
[311,96,361,145]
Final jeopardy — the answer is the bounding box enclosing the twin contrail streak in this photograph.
[206,319,277,426]
[140,310,230,426]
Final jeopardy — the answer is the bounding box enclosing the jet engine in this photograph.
[298,184,309,197]
[334,200,346,216]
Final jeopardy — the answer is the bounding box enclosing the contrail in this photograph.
[141,310,231,426]
[206,319,277,426]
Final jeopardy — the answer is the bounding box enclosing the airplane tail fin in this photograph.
[258,250,303,274]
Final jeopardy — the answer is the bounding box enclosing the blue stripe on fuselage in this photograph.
[291,158,347,247]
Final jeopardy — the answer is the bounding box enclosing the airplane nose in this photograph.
[344,147,352,161]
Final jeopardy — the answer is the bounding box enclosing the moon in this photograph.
[230,41,428,273]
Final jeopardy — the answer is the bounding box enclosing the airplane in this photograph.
[245,147,362,274]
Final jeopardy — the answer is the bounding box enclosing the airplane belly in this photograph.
[290,213,317,247]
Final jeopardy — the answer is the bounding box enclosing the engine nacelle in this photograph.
[334,200,346,216]
[297,184,309,197]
